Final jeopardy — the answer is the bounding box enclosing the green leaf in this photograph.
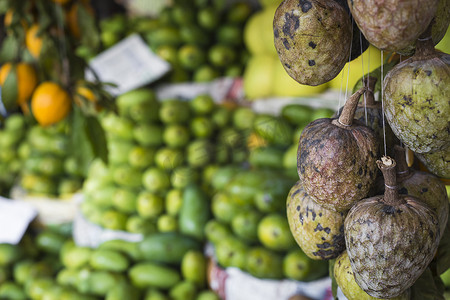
[1,66,18,112]
[436,217,450,275]
[77,4,100,51]
[69,106,95,177]
[85,115,108,165]
[328,259,339,299]
[410,268,445,300]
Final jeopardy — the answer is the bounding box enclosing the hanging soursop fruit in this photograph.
[286,180,346,260]
[344,156,440,298]
[273,0,352,86]
[297,87,379,212]
[383,28,450,154]
[335,76,400,157]
[416,146,450,179]
[334,250,410,300]
[347,0,439,53]
[384,30,450,153]
[398,0,450,55]
[394,145,449,234]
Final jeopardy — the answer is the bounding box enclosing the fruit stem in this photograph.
[362,76,377,107]
[336,86,367,127]
[414,22,435,59]
[394,145,412,181]
[377,156,404,206]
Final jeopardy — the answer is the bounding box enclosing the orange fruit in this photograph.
[0,62,38,105]
[25,24,43,58]
[74,85,97,103]
[31,82,72,126]
[4,9,14,27]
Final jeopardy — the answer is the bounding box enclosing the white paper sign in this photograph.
[0,197,37,244]
[85,34,170,96]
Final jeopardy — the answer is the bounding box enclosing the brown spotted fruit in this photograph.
[336,76,399,158]
[347,0,439,53]
[286,180,346,260]
[383,29,450,154]
[394,145,449,234]
[334,250,410,300]
[398,0,450,55]
[297,87,379,212]
[344,156,440,298]
[273,0,352,86]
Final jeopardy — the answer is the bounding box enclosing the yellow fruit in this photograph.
[273,57,329,97]
[31,82,72,127]
[329,46,382,91]
[0,62,38,105]
[247,132,268,150]
[244,5,278,55]
[243,54,276,99]
[25,24,43,58]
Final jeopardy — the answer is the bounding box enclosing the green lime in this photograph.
[128,146,156,169]
[146,26,181,49]
[155,44,179,66]
[197,6,221,30]
[157,214,178,232]
[211,106,232,128]
[226,2,252,24]
[133,124,164,147]
[190,117,215,138]
[171,5,195,25]
[190,94,215,115]
[163,124,190,148]
[224,64,243,77]
[193,65,220,82]
[112,188,138,214]
[208,44,236,67]
[179,25,209,46]
[154,147,184,171]
[186,139,213,168]
[178,44,206,71]
[137,191,164,219]
[100,210,128,231]
[257,214,296,251]
[159,99,191,124]
[142,168,171,193]
[217,24,242,46]
[170,166,199,189]
[165,189,183,217]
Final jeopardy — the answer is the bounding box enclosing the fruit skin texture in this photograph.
[416,146,450,179]
[0,62,38,105]
[383,50,450,154]
[273,0,352,86]
[344,191,440,297]
[297,117,379,212]
[334,251,410,300]
[31,82,72,127]
[286,180,346,260]
[347,0,439,53]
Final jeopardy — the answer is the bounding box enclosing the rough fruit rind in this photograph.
[334,251,410,300]
[273,0,352,86]
[383,51,450,154]
[348,0,439,52]
[297,118,379,212]
[286,180,346,260]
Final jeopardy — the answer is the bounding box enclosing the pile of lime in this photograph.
[144,0,253,83]
[0,226,218,300]
[0,114,27,197]
[80,89,249,233]
[17,120,89,198]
